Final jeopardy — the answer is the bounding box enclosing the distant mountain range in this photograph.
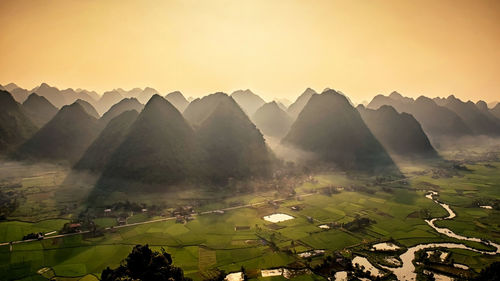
[2,82,499,184]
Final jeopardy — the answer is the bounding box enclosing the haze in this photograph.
[1,0,499,103]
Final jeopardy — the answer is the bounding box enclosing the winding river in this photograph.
[383,191,499,281]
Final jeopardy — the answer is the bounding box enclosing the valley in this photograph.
[0,149,498,281]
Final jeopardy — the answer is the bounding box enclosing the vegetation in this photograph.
[101,244,192,281]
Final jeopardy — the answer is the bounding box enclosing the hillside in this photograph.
[0,91,38,152]
[22,93,58,127]
[75,110,139,172]
[15,102,100,163]
[101,95,198,184]
[75,99,100,119]
[252,101,293,138]
[283,90,396,172]
[197,95,273,184]
[357,105,438,158]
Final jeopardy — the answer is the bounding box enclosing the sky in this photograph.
[1,0,499,103]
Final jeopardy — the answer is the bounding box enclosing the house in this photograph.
[141,208,148,213]
[117,217,127,225]
[234,226,250,231]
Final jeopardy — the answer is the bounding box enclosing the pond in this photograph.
[263,213,294,223]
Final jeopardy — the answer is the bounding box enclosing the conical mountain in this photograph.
[75,110,139,172]
[476,100,500,125]
[357,105,438,158]
[3,83,20,92]
[75,99,100,119]
[10,87,30,103]
[283,90,396,172]
[197,94,273,184]
[0,91,38,152]
[16,102,100,163]
[230,89,266,116]
[165,91,189,112]
[183,92,229,126]
[441,95,500,135]
[97,90,124,115]
[252,101,293,138]
[22,93,58,127]
[275,101,288,111]
[287,88,316,120]
[368,93,472,139]
[101,95,197,184]
[100,98,143,126]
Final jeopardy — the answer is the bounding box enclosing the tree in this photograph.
[101,244,192,281]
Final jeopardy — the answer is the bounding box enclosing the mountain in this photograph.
[22,93,58,127]
[488,101,499,109]
[76,88,100,101]
[287,88,316,120]
[10,87,30,103]
[252,101,293,138]
[101,95,198,184]
[275,98,292,108]
[165,91,189,112]
[61,88,98,106]
[15,102,100,163]
[75,99,100,119]
[3,83,20,92]
[183,92,229,126]
[476,100,500,126]
[230,89,266,116]
[357,105,438,158]
[0,91,38,152]
[97,90,124,115]
[100,98,143,126]
[441,95,500,135]
[275,101,288,111]
[491,103,500,119]
[197,94,273,184]
[75,110,139,172]
[138,87,159,104]
[283,90,396,172]
[367,93,472,139]
[34,83,67,108]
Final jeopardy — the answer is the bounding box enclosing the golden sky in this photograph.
[1,0,499,103]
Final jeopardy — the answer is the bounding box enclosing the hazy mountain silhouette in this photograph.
[9,87,30,103]
[100,98,143,126]
[357,105,438,158]
[252,101,293,138]
[0,91,38,152]
[368,93,472,139]
[101,95,198,184]
[476,100,500,125]
[75,110,139,172]
[97,90,124,115]
[165,91,189,112]
[22,93,58,127]
[275,98,292,108]
[287,88,316,120]
[138,87,159,104]
[231,89,266,116]
[184,92,230,127]
[34,83,67,108]
[491,103,500,119]
[440,95,500,135]
[3,83,20,92]
[275,101,288,111]
[15,102,100,163]
[75,99,100,119]
[197,94,273,184]
[283,90,396,172]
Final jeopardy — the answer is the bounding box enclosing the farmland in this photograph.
[0,153,499,280]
